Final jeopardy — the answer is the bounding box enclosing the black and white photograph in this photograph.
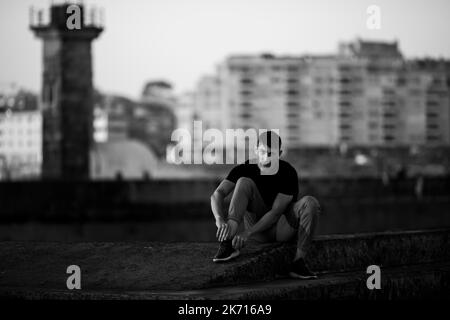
[0,0,449,310]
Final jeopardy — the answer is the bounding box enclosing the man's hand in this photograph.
[216,218,230,242]
[232,230,251,250]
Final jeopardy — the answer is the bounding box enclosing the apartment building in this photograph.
[195,39,450,148]
[0,89,41,179]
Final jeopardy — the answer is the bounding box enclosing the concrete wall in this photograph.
[0,177,449,241]
[0,177,449,222]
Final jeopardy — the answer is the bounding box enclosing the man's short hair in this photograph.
[257,130,282,150]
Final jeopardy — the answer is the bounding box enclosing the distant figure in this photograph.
[115,171,123,181]
[142,171,151,180]
[393,164,407,195]
[381,170,390,187]
[210,131,322,279]
[396,164,407,180]
[415,174,424,200]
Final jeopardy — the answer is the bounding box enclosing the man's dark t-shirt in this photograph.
[225,159,299,208]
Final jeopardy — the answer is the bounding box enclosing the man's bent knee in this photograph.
[235,177,255,189]
[294,196,321,215]
[234,177,256,196]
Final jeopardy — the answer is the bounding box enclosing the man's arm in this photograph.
[211,180,235,241]
[211,179,235,222]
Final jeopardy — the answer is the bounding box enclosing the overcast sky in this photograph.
[1,0,449,99]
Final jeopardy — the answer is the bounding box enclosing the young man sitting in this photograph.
[210,131,321,279]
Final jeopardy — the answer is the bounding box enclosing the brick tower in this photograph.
[30,3,103,180]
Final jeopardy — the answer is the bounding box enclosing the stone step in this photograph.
[2,261,449,300]
[207,228,450,288]
[0,229,448,295]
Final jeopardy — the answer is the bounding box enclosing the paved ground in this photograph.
[1,229,449,299]
[2,261,449,300]
[0,241,283,292]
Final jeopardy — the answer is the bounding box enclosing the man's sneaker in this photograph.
[213,240,240,262]
[289,258,318,279]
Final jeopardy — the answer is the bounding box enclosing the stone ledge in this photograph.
[2,262,449,300]
[0,229,448,298]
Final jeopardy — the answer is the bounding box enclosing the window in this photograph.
[397,77,406,86]
[432,78,442,85]
[382,101,396,107]
[367,66,381,72]
[43,84,53,104]
[339,66,351,72]
[231,66,250,73]
[369,122,378,129]
[339,78,351,84]
[427,135,440,140]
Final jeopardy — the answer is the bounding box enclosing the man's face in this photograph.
[255,143,280,167]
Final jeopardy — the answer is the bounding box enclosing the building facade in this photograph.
[195,39,450,148]
[0,88,41,179]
